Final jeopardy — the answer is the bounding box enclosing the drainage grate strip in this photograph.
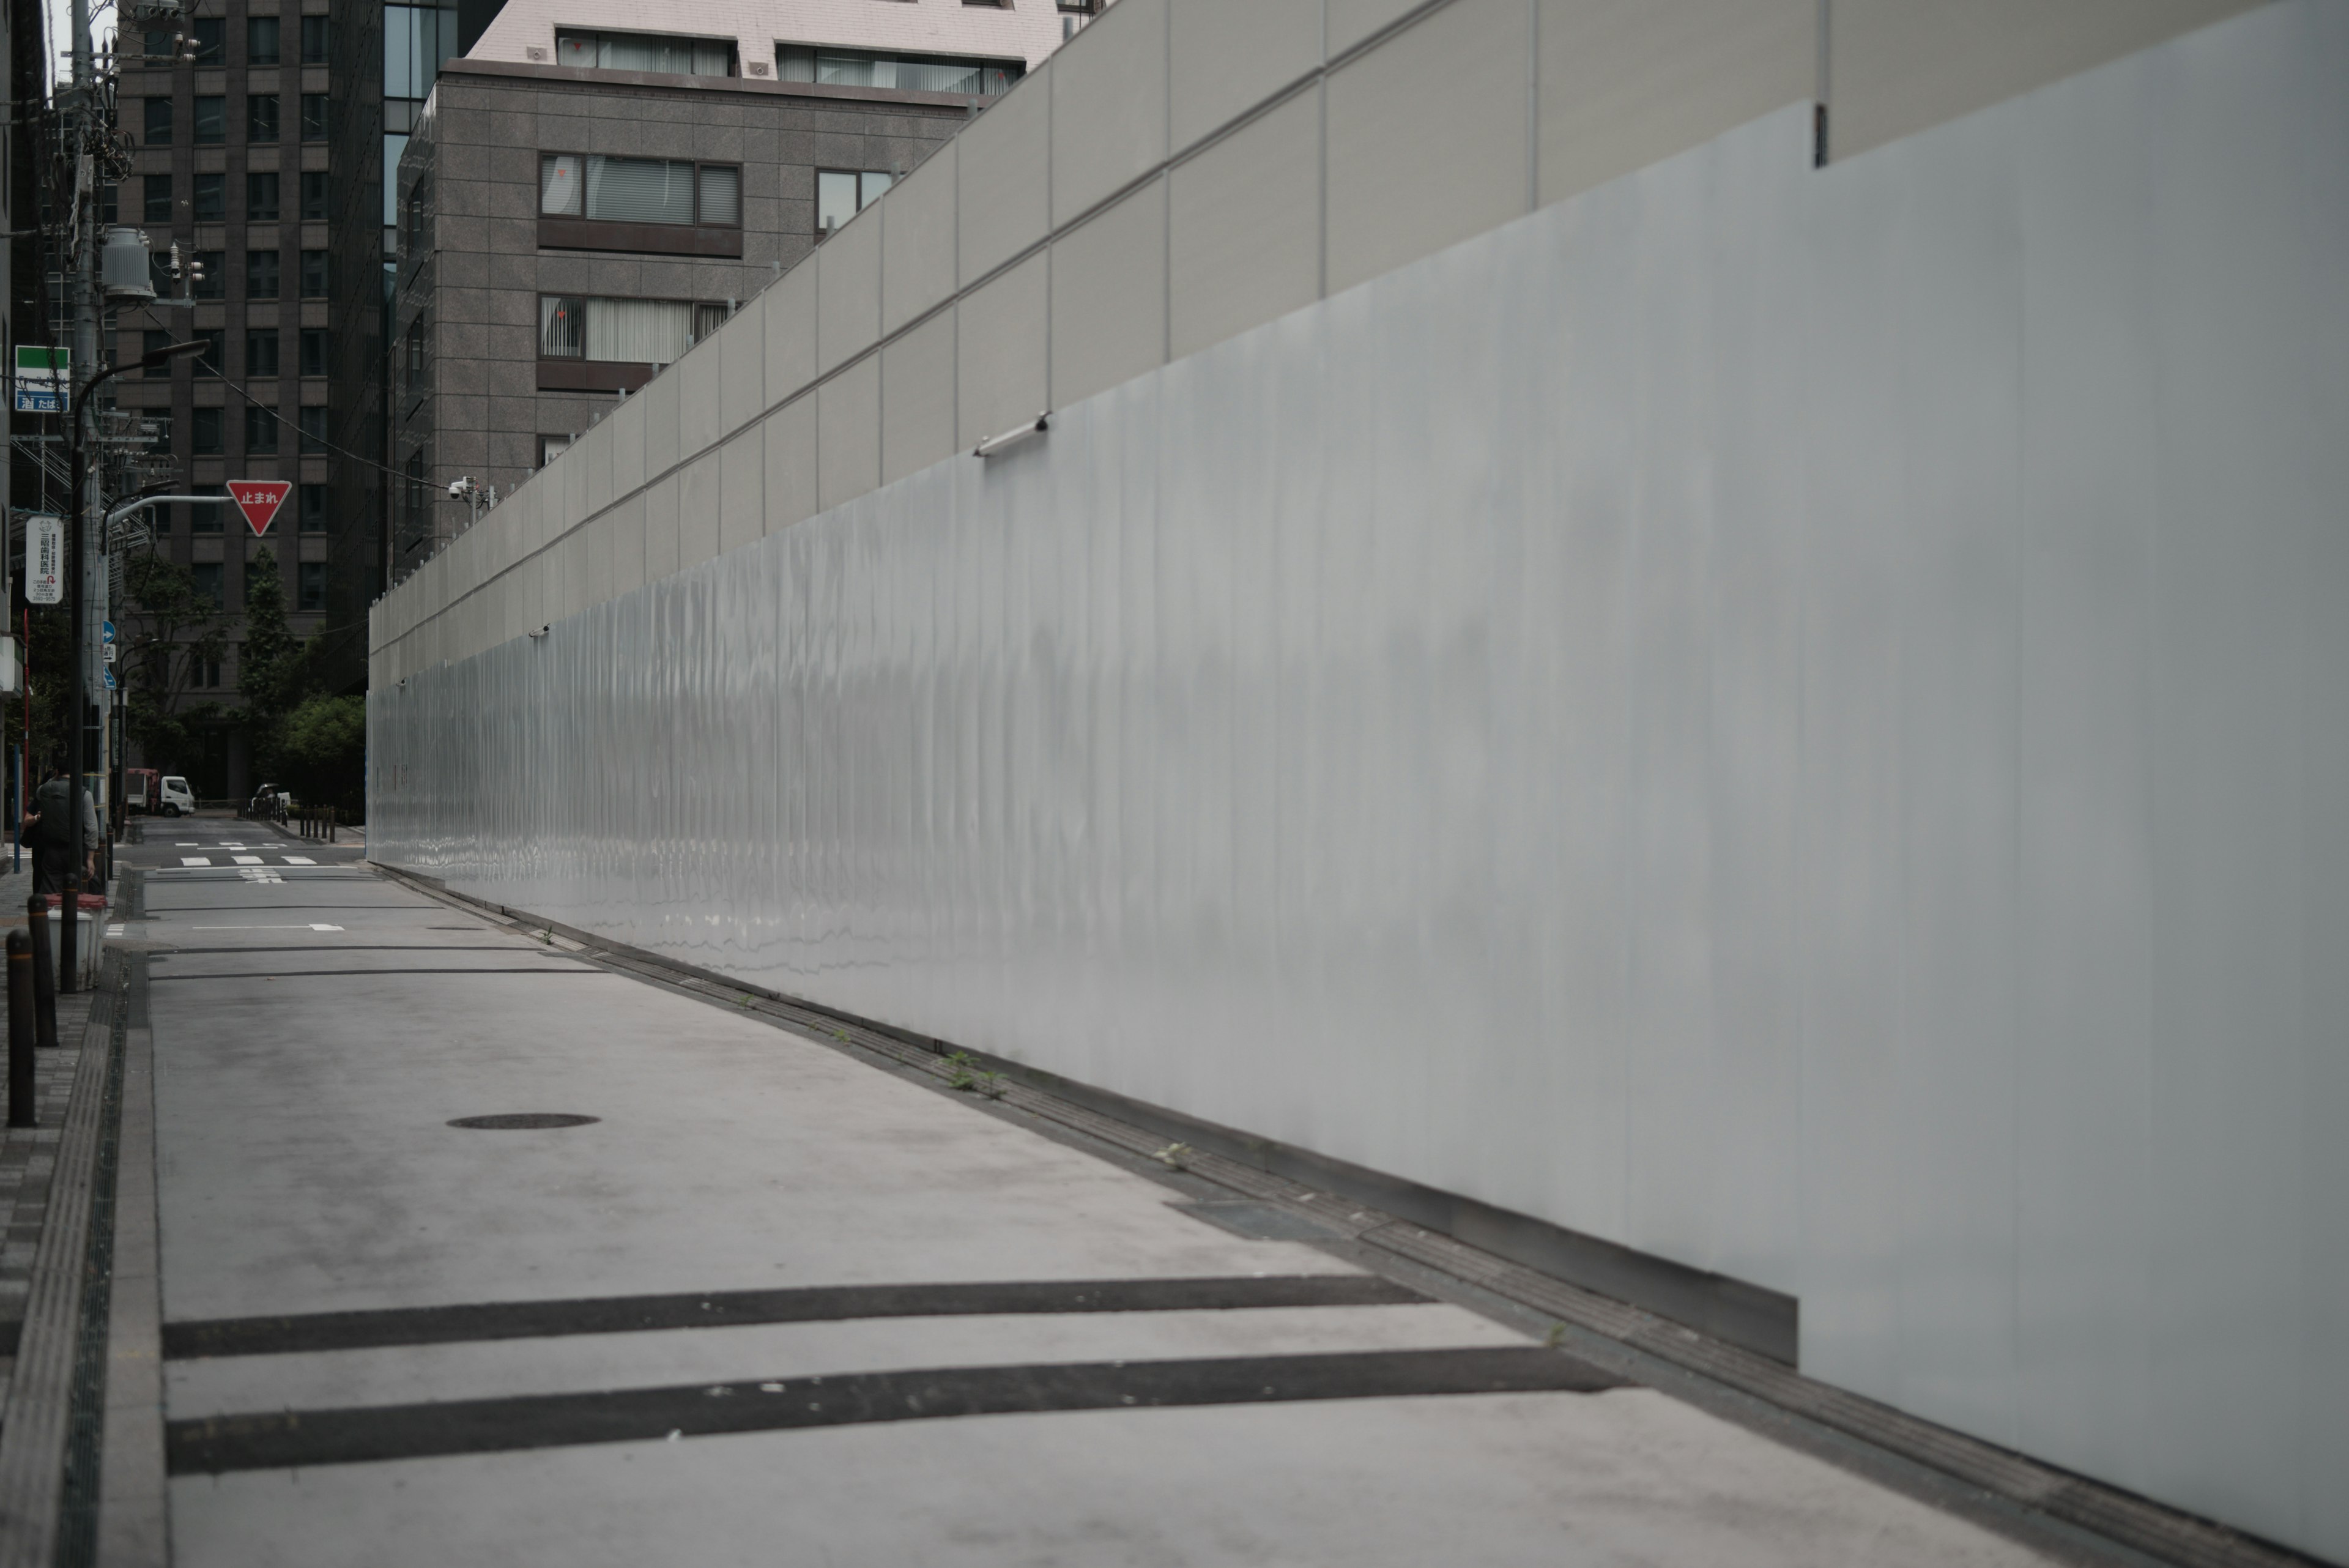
[161,1274,1429,1360]
[165,1345,1622,1474]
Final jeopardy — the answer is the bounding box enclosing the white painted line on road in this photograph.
[106,924,125,937]
[281,856,317,866]
[175,842,196,847]
[239,869,283,884]
[231,855,264,866]
[181,856,212,867]
[188,924,346,931]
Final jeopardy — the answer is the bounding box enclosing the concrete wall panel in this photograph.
[1830,0,2261,158]
[816,205,884,376]
[957,253,1048,448]
[1169,89,1323,359]
[1051,180,1169,410]
[1170,0,1322,152]
[1538,0,1813,206]
[880,143,957,336]
[640,370,681,481]
[1327,0,1426,56]
[764,256,818,411]
[1052,0,1170,221]
[763,395,820,533]
[881,312,959,485]
[719,292,766,437]
[680,447,722,570]
[1326,0,1531,294]
[607,385,645,497]
[677,334,724,462]
[641,472,680,582]
[818,355,881,512]
[957,75,1053,281]
[719,428,764,555]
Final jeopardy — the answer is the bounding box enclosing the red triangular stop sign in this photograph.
[228,480,292,537]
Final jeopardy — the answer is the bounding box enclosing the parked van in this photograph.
[158,775,195,817]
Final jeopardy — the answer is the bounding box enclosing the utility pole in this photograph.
[59,0,100,992]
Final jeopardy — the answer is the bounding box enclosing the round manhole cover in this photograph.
[448,1113,601,1131]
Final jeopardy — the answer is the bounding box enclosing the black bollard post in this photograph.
[6,932,30,1128]
[26,896,55,1050]
[57,875,79,996]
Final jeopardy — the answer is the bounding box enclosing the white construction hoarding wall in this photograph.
[370,3,2347,1558]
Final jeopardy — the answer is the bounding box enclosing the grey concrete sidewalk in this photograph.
[113,843,2063,1568]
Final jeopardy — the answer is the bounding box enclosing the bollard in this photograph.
[56,875,78,996]
[26,896,55,1049]
[6,932,29,1128]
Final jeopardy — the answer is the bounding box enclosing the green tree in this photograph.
[238,548,306,779]
[124,554,233,772]
[277,693,366,811]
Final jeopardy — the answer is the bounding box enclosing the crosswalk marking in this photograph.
[281,855,317,866]
[181,856,212,867]
[231,855,264,866]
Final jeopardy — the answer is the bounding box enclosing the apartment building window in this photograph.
[403,316,426,377]
[299,483,328,532]
[299,406,327,453]
[194,329,225,376]
[777,45,1020,96]
[190,563,224,609]
[301,15,330,64]
[144,97,171,145]
[143,174,172,224]
[300,171,329,221]
[191,251,225,300]
[142,330,171,376]
[540,155,740,228]
[191,17,224,64]
[145,411,173,455]
[538,434,571,467]
[555,29,735,77]
[302,94,329,142]
[245,404,280,455]
[816,170,892,234]
[248,93,280,143]
[247,15,280,65]
[193,173,225,221]
[300,250,329,299]
[191,484,226,535]
[192,407,223,455]
[403,452,426,518]
[540,295,719,364]
[300,329,328,378]
[298,562,327,612]
[101,183,119,224]
[193,95,225,144]
[247,329,280,378]
[247,250,281,300]
[248,172,281,221]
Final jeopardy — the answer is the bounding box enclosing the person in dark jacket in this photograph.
[26,766,100,896]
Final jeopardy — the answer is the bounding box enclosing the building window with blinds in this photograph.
[817,169,894,234]
[541,155,740,227]
[538,155,744,257]
[556,30,735,78]
[539,296,733,366]
[776,45,1022,96]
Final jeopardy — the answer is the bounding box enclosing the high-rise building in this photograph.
[112,2,504,787]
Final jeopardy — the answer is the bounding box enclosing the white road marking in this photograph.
[106,924,125,937]
[238,868,283,884]
[180,856,212,867]
[281,855,316,866]
[175,842,197,847]
[231,855,264,866]
[188,924,345,931]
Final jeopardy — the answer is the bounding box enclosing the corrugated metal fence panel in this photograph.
[370,7,2349,1558]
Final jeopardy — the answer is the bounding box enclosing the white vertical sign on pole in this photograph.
[24,515,62,605]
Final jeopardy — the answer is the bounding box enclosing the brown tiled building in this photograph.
[389,9,1085,573]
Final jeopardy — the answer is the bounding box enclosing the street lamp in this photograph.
[56,335,206,992]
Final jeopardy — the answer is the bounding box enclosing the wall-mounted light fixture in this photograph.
[528,625,551,640]
[974,412,1049,460]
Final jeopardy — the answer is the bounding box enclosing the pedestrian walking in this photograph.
[24,766,100,897]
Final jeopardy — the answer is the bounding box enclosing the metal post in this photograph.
[26,896,54,1051]
[6,932,31,1128]
[61,0,98,998]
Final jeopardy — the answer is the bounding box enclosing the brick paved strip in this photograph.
[0,963,121,1568]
